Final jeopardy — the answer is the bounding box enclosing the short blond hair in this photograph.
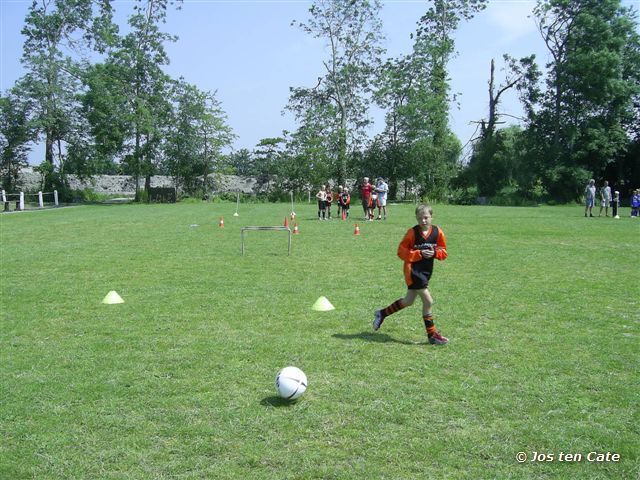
[415,204,433,217]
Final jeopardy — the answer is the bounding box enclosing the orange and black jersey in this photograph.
[339,192,350,206]
[397,225,447,289]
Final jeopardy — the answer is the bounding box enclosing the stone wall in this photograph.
[5,168,274,196]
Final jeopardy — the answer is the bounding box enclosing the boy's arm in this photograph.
[397,229,423,263]
[434,229,448,261]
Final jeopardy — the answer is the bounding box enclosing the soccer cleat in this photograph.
[373,310,384,331]
[428,331,449,345]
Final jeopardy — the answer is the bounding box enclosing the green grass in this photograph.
[1,202,638,479]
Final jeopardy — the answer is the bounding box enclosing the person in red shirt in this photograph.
[373,204,449,345]
[360,177,374,220]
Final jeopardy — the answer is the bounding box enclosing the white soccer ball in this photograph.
[275,366,307,400]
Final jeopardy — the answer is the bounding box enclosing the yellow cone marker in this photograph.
[312,296,335,311]
[102,290,124,304]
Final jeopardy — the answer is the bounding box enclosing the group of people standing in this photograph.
[360,177,389,221]
[584,179,619,217]
[315,185,351,220]
[315,177,390,221]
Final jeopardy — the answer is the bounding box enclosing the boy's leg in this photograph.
[373,290,416,331]
[417,289,448,344]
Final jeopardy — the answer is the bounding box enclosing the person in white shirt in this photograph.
[599,180,612,217]
[375,178,389,220]
[316,185,327,220]
[584,179,596,217]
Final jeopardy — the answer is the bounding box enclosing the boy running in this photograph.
[373,204,449,345]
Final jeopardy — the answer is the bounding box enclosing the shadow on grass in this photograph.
[260,396,301,408]
[332,331,425,346]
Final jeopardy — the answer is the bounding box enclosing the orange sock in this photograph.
[382,299,404,319]
[424,313,436,337]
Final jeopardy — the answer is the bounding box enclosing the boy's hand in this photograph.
[421,248,435,259]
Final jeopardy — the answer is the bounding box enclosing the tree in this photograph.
[17,0,114,169]
[164,80,234,194]
[469,125,526,197]
[373,56,420,197]
[106,0,178,200]
[0,92,35,191]
[481,55,539,139]
[466,55,540,196]
[288,0,385,185]
[531,0,640,200]
[254,137,286,179]
[226,149,255,176]
[403,0,486,196]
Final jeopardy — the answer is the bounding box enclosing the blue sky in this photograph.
[1,0,637,164]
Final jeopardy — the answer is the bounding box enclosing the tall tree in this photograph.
[531,0,640,200]
[0,92,35,191]
[406,0,487,195]
[107,0,178,200]
[226,148,255,176]
[17,0,114,169]
[466,55,540,196]
[288,0,385,185]
[164,80,234,194]
[78,61,131,174]
[373,56,418,197]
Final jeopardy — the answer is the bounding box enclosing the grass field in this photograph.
[1,202,638,479]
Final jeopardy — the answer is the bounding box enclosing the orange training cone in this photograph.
[354,223,360,235]
[218,216,224,228]
[293,223,299,234]
[284,216,290,228]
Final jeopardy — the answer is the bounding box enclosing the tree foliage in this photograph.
[0,92,35,191]
[529,0,640,200]
[164,80,235,194]
[288,0,385,186]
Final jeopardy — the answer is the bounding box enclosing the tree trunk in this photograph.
[45,132,54,165]
[134,130,141,201]
[337,126,347,187]
[203,131,209,192]
[487,59,496,138]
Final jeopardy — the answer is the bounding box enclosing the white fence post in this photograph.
[1,190,5,203]
[54,190,59,206]
[19,192,24,211]
[38,191,44,208]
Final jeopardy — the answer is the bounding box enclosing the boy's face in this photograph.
[416,211,432,228]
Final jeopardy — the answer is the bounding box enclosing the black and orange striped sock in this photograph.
[382,299,405,319]
[424,313,436,337]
